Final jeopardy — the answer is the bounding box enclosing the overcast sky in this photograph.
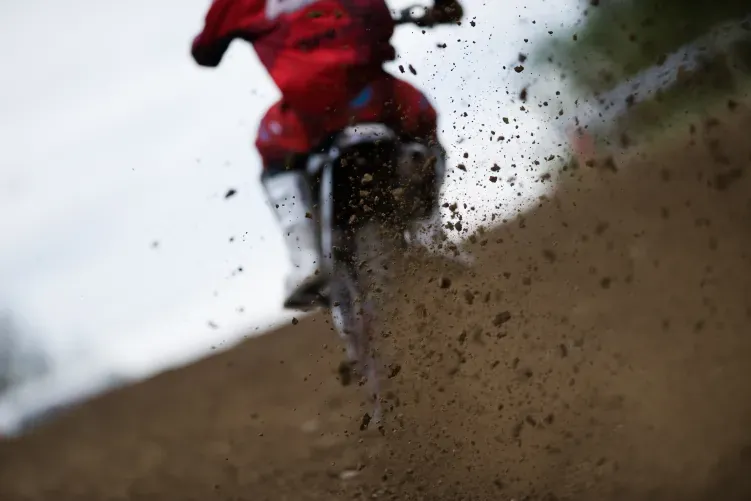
[0,0,579,427]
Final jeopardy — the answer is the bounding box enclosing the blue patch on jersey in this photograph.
[350,85,374,109]
[258,126,270,142]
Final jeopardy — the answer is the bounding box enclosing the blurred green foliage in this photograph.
[539,0,751,93]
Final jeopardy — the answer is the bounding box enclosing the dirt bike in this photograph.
[300,5,457,426]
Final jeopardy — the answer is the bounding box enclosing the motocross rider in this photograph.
[191,0,464,309]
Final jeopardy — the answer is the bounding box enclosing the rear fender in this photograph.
[334,123,398,150]
[310,123,401,278]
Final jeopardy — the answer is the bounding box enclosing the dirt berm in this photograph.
[1,110,750,500]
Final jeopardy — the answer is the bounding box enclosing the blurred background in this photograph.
[0,0,749,440]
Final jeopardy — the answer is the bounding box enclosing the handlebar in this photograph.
[393,5,436,27]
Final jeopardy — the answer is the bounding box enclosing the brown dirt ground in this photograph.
[1,108,751,501]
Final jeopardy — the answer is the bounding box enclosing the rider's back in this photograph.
[192,0,396,114]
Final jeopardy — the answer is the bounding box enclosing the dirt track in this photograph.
[1,109,750,500]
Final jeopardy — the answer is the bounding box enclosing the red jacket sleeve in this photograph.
[191,0,270,67]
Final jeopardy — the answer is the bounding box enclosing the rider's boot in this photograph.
[262,170,327,310]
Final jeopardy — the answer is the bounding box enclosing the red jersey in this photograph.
[192,0,397,113]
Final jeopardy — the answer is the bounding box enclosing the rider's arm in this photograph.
[426,0,463,25]
[191,0,269,67]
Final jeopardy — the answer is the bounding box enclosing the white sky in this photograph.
[0,0,579,428]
